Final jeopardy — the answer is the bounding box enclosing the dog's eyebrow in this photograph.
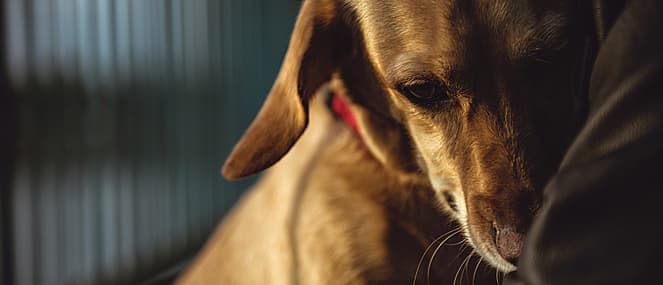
[509,14,568,59]
[384,56,448,87]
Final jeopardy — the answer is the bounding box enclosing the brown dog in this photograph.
[178,0,590,283]
[177,86,497,284]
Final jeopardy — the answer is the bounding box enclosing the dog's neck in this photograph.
[325,91,450,248]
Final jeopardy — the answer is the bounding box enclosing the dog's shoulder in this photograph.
[177,95,393,284]
[178,94,459,285]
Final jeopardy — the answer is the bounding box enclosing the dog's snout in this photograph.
[481,190,537,266]
[493,225,525,264]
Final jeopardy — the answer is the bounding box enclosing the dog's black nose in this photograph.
[493,225,525,264]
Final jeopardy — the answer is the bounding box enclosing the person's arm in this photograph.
[507,1,663,284]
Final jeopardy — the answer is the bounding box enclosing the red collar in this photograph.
[331,94,361,137]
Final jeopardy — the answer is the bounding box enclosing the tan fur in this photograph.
[341,0,585,272]
[182,0,588,282]
[178,95,495,284]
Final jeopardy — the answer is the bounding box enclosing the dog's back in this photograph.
[177,94,496,284]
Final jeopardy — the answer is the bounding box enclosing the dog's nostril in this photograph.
[491,223,498,241]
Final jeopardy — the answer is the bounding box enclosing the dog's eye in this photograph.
[444,192,458,212]
[399,80,448,104]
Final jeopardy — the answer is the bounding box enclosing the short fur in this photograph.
[177,92,496,284]
[179,0,589,282]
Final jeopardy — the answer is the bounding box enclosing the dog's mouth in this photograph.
[429,172,540,273]
[433,182,529,272]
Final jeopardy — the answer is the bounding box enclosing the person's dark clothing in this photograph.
[506,0,663,284]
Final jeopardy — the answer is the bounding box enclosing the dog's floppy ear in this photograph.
[222,0,348,179]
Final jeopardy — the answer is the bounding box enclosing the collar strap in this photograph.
[331,93,361,137]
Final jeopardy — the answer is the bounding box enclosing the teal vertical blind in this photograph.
[3,0,299,284]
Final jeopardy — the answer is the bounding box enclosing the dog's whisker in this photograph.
[447,240,466,246]
[453,251,474,285]
[425,228,462,285]
[450,241,471,264]
[495,266,500,284]
[412,228,462,285]
[472,255,483,285]
[461,251,477,285]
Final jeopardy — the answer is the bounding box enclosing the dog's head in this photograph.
[223,0,589,273]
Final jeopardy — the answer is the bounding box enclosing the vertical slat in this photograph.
[1,0,19,283]
[220,0,234,215]
[96,0,114,89]
[61,110,84,284]
[33,0,54,85]
[182,0,197,247]
[4,1,301,283]
[195,0,213,242]
[187,0,200,246]
[129,0,145,276]
[28,3,48,285]
[38,157,59,285]
[151,0,172,263]
[114,0,131,84]
[32,0,59,284]
[206,0,222,219]
[52,2,69,284]
[162,0,174,262]
[76,0,97,92]
[51,2,75,282]
[97,0,120,281]
[55,0,78,82]
[144,0,158,273]
[12,163,33,285]
[114,0,137,280]
[79,0,102,282]
[205,0,223,222]
[6,0,28,86]
[0,1,4,278]
[169,0,190,255]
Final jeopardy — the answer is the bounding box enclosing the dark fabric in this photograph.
[506,0,663,284]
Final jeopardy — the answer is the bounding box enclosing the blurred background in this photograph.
[0,0,300,284]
